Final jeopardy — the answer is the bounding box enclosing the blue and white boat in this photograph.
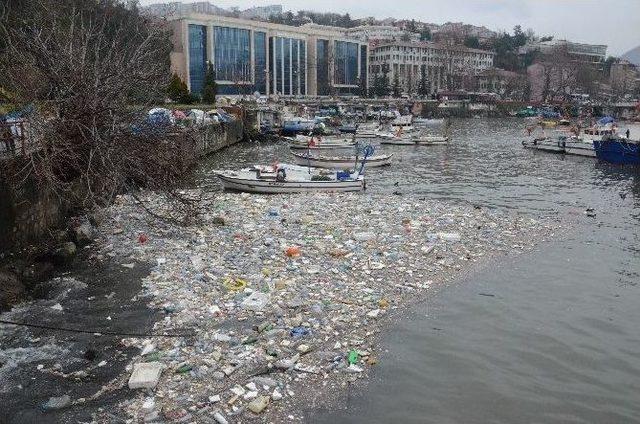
[281,118,317,136]
[593,136,640,165]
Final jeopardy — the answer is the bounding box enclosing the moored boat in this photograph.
[286,135,357,150]
[291,151,392,169]
[593,136,640,165]
[522,136,565,153]
[380,138,416,146]
[413,135,448,144]
[563,137,595,157]
[215,164,365,193]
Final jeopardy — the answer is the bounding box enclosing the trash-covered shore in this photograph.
[91,192,560,423]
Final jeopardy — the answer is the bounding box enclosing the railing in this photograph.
[0,119,36,160]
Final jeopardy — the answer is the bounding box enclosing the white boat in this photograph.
[413,135,448,144]
[286,135,357,150]
[215,164,364,193]
[522,137,564,153]
[414,118,445,126]
[380,138,416,146]
[291,151,393,169]
[563,138,596,157]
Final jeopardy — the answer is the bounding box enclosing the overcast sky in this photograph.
[140,0,640,55]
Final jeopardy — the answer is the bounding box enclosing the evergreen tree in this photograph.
[381,66,391,97]
[406,72,413,96]
[392,72,401,97]
[201,62,217,104]
[418,66,430,96]
[167,73,194,104]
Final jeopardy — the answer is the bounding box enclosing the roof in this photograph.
[371,40,494,55]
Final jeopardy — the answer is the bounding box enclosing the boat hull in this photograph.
[380,139,415,145]
[291,153,392,169]
[564,141,596,157]
[593,139,640,165]
[217,174,364,193]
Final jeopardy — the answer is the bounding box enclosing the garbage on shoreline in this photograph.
[90,191,559,422]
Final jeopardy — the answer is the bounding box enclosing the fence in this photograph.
[0,119,36,160]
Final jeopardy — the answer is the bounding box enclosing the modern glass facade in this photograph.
[188,24,207,94]
[334,40,359,86]
[269,36,306,95]
[254,32,267,94]
[182,19,365,96]
[316,39,330,95]
[213,26,251,83]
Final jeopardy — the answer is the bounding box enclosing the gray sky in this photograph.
[141,0,640,55]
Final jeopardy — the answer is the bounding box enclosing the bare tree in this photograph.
[0,0,205,224]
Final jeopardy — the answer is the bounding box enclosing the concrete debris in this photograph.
[128,362,163,389]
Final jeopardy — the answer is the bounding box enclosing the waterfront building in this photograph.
[168,14,367,96]
[368,41,495,94]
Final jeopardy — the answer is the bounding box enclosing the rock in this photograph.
[42,395,71,411]
[272,389,283,401]
[0,270,25,311]
[50,303,64,312]
[344,364,364,373]
[128,362,163,389]
[70,218,95,246]
[241,292,270,312]
[247,396,270,414]
[52,242,77,263]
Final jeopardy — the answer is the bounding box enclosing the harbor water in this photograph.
[200,118,640,423]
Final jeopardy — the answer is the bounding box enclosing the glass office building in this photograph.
[180,16,366,96]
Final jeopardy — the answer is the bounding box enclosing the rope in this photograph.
[0,319,195,338]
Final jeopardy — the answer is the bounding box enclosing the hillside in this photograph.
[622,45,640,65]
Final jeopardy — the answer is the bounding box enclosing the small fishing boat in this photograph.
[413,118,445,126]
[286,135,357,150]
[380,138,416,146]
[563,137,596,157]
[215,164,365,193]
[593,136,640,165]
[281,118,317,136]
[338,124,358,134]
[522,137,565,153]
[413,135,448,144]
[291,151,392,169]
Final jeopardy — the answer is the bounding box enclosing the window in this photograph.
[254,32,267,94]
[213,26,251,83]
[188,24,207,94]
[335,41,359,86]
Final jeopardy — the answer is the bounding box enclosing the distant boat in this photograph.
[291,151,392,169]
[281,118,317,136]
[286,135,357,150]
[413,118,445,125]
[563,137,596,157]
[522,137,564,153]
[413,135,448,144]
[215,164,364,193]
[593,136,640,165]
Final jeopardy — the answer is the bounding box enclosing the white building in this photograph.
[369,41,495,94]
[346,25,420,44]
[520,40,607,64]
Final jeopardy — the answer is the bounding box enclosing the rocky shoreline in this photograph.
[76,191,562,423]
